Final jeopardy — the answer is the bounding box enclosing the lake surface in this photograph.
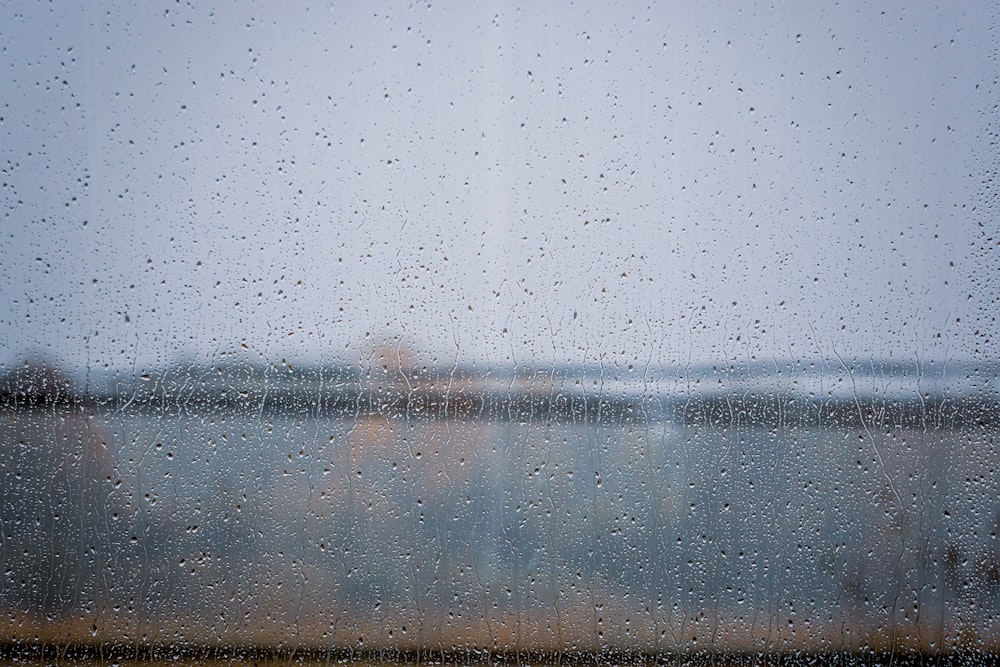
[2,401,998,654]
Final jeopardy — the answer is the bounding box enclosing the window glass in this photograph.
[1,1,997,662]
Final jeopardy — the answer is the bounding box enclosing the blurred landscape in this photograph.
[2,0,996,663]
[1,351,998,658]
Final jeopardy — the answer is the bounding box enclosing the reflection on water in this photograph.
[1,360,998,655]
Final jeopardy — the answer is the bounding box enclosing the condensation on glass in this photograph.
[0,0,997,663]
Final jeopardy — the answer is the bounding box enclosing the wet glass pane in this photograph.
[1,1,997,664]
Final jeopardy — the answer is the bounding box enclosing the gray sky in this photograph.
[1,1,996,373]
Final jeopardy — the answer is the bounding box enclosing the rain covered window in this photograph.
[1,2,997,664]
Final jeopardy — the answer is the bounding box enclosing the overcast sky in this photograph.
[1,1,996,374]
